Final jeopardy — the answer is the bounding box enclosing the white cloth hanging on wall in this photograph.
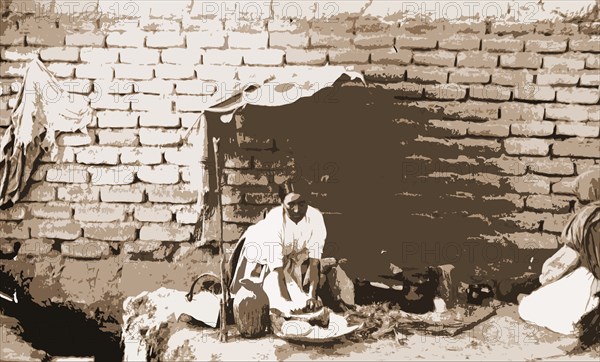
[0,59,93,207]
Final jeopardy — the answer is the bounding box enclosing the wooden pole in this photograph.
[212,137,229,342]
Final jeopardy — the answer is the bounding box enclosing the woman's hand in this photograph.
[305,297,322,311]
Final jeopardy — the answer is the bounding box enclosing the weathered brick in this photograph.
[556,122,600,138]
[141,18,181,32]
[545,104,590,122]
[46,63,75,78]
[100,185,145,203]
[0,222,29,239]
[467,122,510,137]
[154,64,195,80]
[556,87,600,105]
[500,53,542,69]
[406,66,447,84]
[1,47,39,61]
[243,49,285,66]
[553,138,600,158]
[119,48,160,64]
[106,31,146,48]
[536,71,579,86]
[514,84,555,101]
[580,71,600,86]
[173,80,215,96]
[29,219,81,240]
[76,64,113,79]
[509,174,552,194]
[310,33,352,48]
[203,49,244,66]
[29,203,72,219]
[525,38,567,53]
[252,153,294,170]
[491,23,535,36]
[492,69,534,86]
[79,48,119,64]
[137,165,180,184]
[139,223,193,242]
[65,32,105,46]
[469,85,511,101]
[173,206,199,224]
[269,32,309,49]
[97,129,139,147]
[96,111,138,128]
[161,48,203,65]
[504,138,551,156]
[74,204,128,222]
[482,38,523,52]
[0,28,25,46]
[46,164,89,184]
[61,239,111,259]
[501,103,544,121]
[424,84,466,100]
[284,49,327,65]
[228,31,268,49]
[267,18,310,33]
[328,49,370,65]
[428,120,468,137]
[114,64,153,80]
[354,34,394,48]
[186,31,227,49]
[535,22,578,36]
[579,23,600,35]
[17,239,54,256]
[135,204,173,222]
[245,192,279,205]
[456,51,497,68]
[221,186,242,205]
[91,92,131,111]
[76,147,119,165]
[225,170,269,186]
[370,48,412,65]
[93,80,135,96]
[223,223,245,242]
[543,214,572,233]
[413,50,456,67]
[552,177,577,195]
[164,147,198,166]
[88,166,137,185]
[526,195,573,212]
[449,68,490,83]
[587,54,600,69]
[57,184,99,202]
[439,34,480,51]
[134,79,175,94]
[26,31,65,47]
[119,148,161,166]
[440,101,499,121]
[368,82,422,98]
[543,55,586,70]
[396,35,437,49]
[526,158,574,177]
[223,205,268,223]
[59,79,93,94]
[39,47,79,62]
[130,94,173,113]
[504,232,558,249]
[511,121,554,137]
[0,62,26,78]
[570,36,600,52]
[83,222,137,242]
[0,206,26,221]
[139,128,183,146]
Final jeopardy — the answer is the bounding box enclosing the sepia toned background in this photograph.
[0,0,599,360]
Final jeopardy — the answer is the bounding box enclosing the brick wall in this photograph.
[0,1,599,283]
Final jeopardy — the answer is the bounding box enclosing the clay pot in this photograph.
[233,279,270,338]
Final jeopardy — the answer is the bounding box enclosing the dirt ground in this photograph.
[2,304,599,361]
[164,304,600,361]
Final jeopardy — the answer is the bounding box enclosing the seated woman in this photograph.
[230,180,327,314]
[519,167,600,341]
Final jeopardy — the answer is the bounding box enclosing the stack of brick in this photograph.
[0,2,598,264]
